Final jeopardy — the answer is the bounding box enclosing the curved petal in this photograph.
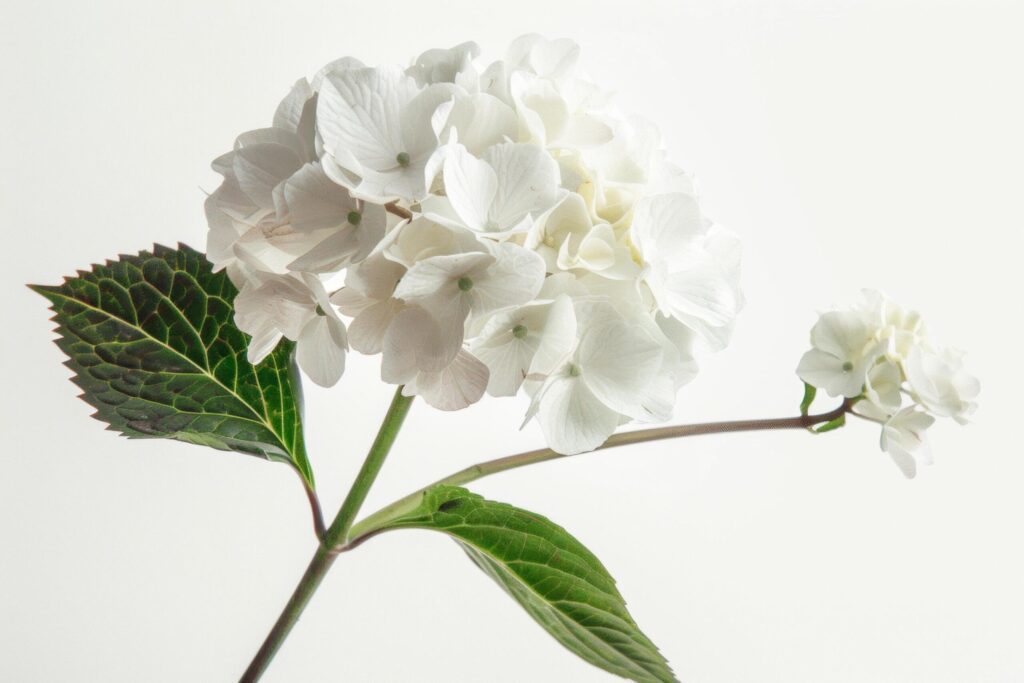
[631,193,705,259]
[535,375,621,455]
[577,314,663,418]
[234,143,305,210]
[661,263,741,328]
[811,311,872,360]
[443,144,498,232]
[394,252,495,302]
[318,66,415,170]
[796,348,866,398]
[485,142,562,229]
[297,316,348,387]
[471,243,545,315]
[381,305,458,381]
[437,93,517,155]
[349,300,400,355]
[284,163,357,232]
[405,349,488,411]
[273,78,314,133]
[529,294,577,377]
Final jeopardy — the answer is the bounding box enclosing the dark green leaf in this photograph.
[380,485,677,682]
[799,382,817,416]
[31,244,312,486]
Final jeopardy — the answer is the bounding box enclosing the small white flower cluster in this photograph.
[206,35,743,455]
[797,291,979,477]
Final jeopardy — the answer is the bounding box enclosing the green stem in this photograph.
[344,400,851,550]
[323,388,415,547]
[240,387,414,681]
[239,546,335,683]
[433,400,850,487]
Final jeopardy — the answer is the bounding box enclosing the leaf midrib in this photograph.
[463,543,667,682]
[433,519,670,682]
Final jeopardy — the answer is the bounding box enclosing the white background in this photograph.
[2,1,1022,681]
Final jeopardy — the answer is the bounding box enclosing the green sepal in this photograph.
[31,244,313,487]
[374,484,678,683]
[799,382,817,416]
[814,413,847,433]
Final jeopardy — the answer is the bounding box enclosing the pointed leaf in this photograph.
[377,485,677,682]
[31,244,313,486]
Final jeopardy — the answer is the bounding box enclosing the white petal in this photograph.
[529,294,577,377]
[283,163,356,232]
[557,112,613,148]
[287,229,359,273]
[246,326,284,365]
[661,264,741,327]
[407,41,480,86]
[484,142,562,230]
[381,306,457,383]
[406,350,488,411]
[796,348,866,398]
[311,56,366,90]
[886,440,919,479]
[811,311,872,360]
[517,35,580,79]
[340,252,406,300]
[864,360,903,412]
[296,316,348,387]
[348,156,430,203]
[471,242,545,315]
[443,144,499,231]
[394,252,494,302]
[400,83,459,158]
[632,193,705,259]
[204,188,249,270]
[233,143,304,210]
[535,375,621,455]
[577,313,663,418]
[234,277,313,341]
[478,340,536,396]
[273,78,314,133]
[348,300,399,354]
[288,203,387,274]
[318,66,415,171]
[438,94,517,155]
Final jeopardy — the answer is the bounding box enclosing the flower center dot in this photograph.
[347,211,362,225]
[457,276,474,292]
[842,361,854,371]
[568,363,581,377]
[396,152,411,167]
[512,324,528,339]
[315,304,327,316]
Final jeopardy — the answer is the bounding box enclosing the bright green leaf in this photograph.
[377,485,677,682]
[799,382,817,416]
[31,244,313,486]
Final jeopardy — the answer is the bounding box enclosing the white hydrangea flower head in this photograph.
[797,290,978,477]
[206,35,744,446]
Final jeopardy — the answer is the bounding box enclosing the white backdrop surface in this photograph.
[2,1,1022,681]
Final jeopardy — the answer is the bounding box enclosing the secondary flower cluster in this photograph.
[796,291,979,477]
[205,35,742,455]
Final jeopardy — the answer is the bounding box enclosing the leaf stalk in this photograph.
[242,396,849,680]
[344,399,852,550]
